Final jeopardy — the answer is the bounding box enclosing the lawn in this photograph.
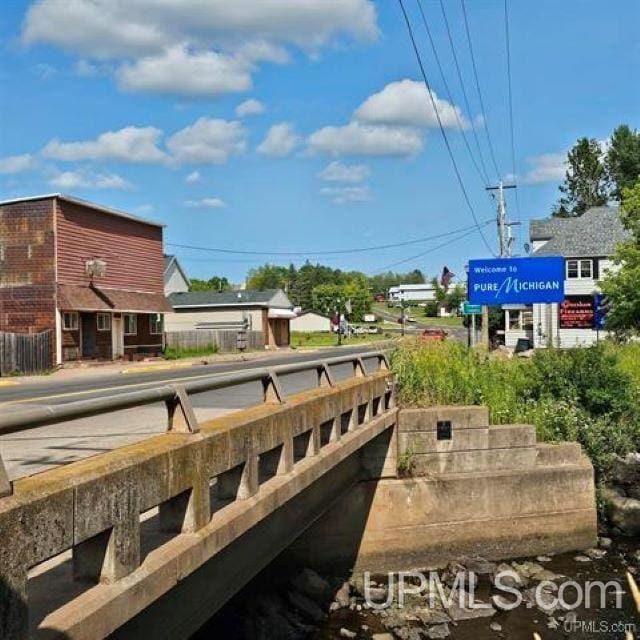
[421,316,464,327]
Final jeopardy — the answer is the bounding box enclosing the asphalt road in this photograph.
[0,344,388,480]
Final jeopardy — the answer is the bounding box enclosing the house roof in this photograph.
[163,254,189,282]
[530,206,630,257]
[58,284,172,313]
[169,289,292,309]
[0,193,165,228]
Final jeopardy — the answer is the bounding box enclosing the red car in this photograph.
[420,328,448,342]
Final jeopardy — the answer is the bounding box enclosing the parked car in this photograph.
[420,328,448,342]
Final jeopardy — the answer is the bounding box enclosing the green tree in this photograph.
[311,282,371,322]
[189,276,231,292]
[245,264,290,290]
[445,284,466,313]
[553,137,608,217]
[600,181,640,336]
[606,125,640,201]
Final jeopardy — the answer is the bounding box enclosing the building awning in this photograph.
[57,284,172,313]
[268,308,296,319]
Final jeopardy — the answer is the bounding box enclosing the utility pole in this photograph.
[483,181,519,348]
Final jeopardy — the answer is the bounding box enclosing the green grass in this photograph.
[164,345,219,360]
[421,316,463,327]
[290,331,396,348]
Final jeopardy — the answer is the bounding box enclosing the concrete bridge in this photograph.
[0,351,597,639]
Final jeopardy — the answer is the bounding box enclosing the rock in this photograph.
[585,548,607,560]
[287,591,326,623]
[612,453,640,500]
[606,486,640,536]
[340,629,356,639]
[446,590,495,621]
[372,635,394,640]
[425,623,450,639]
[333,582,351,609]
[523,585,563,615]
[530,568,564,582]
[395,627,423,640]
[460,555,497,575]
[490,622,502,632]
[599,536,613,549]
[574,555,592,563]
[291,568,332,601]
[493,563,523,589]
[536,556,552,563]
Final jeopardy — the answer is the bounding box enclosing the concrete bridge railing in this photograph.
[0,352,397,639]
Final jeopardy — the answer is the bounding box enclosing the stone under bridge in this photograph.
[0,352,597,639]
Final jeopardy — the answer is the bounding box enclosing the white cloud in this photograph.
[0,154,34,174]
[73,59,100,77]
[522,152,566,184]
[354,79,468,129]
[320,185,370,204]
[185,171,201,184]
[117,46,252,96]
[308,121,423,157]
[257,122,299,157]
[236,98,265,117]
[184,197,226,209]
[49,169,132,190]
[167,118,246,164]
[318,160,369,183]
[42,126,168,163]
[22,0,378,96]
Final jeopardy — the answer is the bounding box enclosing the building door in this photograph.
[81,312,96,358]
[112,315,124,359]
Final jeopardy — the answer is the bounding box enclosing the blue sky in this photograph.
[1,0,638,284]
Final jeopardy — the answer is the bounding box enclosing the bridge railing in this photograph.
[0,353,396,639]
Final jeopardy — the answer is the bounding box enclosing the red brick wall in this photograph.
[0,199,56,337]
[55,199,165,293]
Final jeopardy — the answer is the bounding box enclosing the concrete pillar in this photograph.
[159,476,210,534]
[361,424,398,479]
[277,429,294,475]
[0,566,28,640]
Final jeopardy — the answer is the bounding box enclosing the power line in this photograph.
[166,221,483,257]
[460,0,502,181]
[436,0,491,186]
[396,0,496,256]
[374,221,491,272]
[415,0,489,187]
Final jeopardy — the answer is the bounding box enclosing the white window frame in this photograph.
[97,313,111,332]
[566,259,593,280]
[149,313,163,335]
[124,313,137,336]
[62,311,79,331]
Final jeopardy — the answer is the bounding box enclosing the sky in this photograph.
[1,0,638,285]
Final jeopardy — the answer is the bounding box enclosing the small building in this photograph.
[290,311,332,333]
[387,283,436,304]
[504,206,629,349]
[166,289,294,348]
[0,194,171,364]
[164,254,189,296]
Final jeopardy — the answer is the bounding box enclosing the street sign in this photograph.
[462,302,482,315]
[468,257,565,305]
[594,293,611,330]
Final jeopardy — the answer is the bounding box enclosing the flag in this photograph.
[440,266,454,291]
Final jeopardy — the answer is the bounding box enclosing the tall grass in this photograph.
[391,339,640,484]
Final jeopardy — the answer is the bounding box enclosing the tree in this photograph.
[311,282,371,322]
[606,125,640,201]
[553,138,608,217]
[189,276,231,292]
[245,264,290,291]
[445,284,466,313]
[600,181,640,337]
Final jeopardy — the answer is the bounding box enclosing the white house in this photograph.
[163,255,190,296]
[504,206,629,349]
[387,283,436,304]
[290,311,332,333]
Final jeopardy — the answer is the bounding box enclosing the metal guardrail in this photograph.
[0,351,390,436]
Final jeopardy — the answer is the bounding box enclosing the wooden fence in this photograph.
[0,330,52,376]
[165,330,264,353]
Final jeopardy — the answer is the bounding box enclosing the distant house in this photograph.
[387,283,436,304]
[164,254,189,296]
[290,311,332,333]
[166,289,295,348]
[504,206,629,349]
[0,194,171,364]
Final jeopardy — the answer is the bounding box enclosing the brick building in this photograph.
[0,194,171,364]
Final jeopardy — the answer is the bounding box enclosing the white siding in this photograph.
[164,308,263,332]
[290,313,331,332]
[164,262,189,296]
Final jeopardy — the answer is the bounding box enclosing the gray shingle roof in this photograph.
[530,206,630,257]
[169,289,291,308]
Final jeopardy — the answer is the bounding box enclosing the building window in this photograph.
[149,313,163,335]
[97,313,111,331]
[62,311,78,331]
[124,313,137,335]
[566,259,593,279]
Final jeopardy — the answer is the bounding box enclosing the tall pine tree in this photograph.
[606,125,640,201]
